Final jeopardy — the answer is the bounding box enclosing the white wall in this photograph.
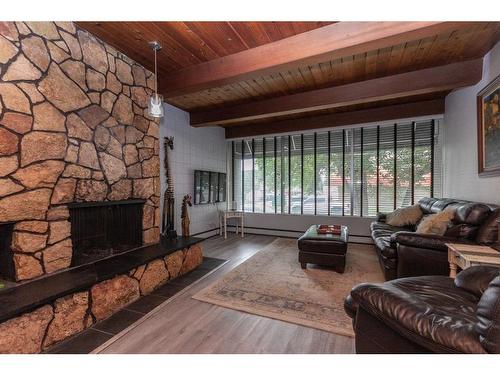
[160,103,226,238]
[238,213,373,243]
[443,42,500,204]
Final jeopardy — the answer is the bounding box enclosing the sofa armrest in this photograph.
[391,232,474,252]
[376,212,388,223]
[454,266,500,298]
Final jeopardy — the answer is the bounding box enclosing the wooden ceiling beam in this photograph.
[225,99,445,139]
[191,58,482,127]
[162,21,475,98]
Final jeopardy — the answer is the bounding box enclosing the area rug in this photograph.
[192,238,384,337]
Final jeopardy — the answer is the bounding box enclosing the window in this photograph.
[231,119,442,216]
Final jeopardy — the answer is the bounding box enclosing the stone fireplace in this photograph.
[0,21,204,354]
[0,21,161,282]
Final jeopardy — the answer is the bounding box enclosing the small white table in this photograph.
[219,210,244,239]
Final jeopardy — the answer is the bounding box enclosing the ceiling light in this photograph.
[147,41,164,118]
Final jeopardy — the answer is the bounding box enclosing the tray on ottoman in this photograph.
[298,225,348,272]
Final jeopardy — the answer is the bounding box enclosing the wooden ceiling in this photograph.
[77,21,500,137]
[77,22,333,74]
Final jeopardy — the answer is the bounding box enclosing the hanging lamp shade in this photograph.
[148,92,164,118]
[148,41,164,118]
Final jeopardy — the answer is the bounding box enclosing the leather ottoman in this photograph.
[298,225,348,272]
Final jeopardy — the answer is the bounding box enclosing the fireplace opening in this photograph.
[69,199,145,267]
[0,222,15,281]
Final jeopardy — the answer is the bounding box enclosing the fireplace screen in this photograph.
[0,223,15,281]
[69,199,145,267]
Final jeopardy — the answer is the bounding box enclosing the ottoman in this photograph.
[298,225,348,272]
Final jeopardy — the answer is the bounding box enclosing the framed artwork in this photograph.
[218,173,227,203]
[193,170,226,205]
[477,74,500,176]
[199,171,210,204]
[209,172,219,203]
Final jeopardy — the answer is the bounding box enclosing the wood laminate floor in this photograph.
[93,234,355,354]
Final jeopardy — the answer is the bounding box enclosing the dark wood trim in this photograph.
[193,59,481,127]
[411,121,416,205]
[360,127,364,216]
[274,137,277,214]
[300,134,304,215]
[342,130,346,216]
[263,137,266,213]
[393,123,397,210]
[376,126,380,213]
[430,120,435,197]
[252,138,255,212]
[225,99,445,138]
[314,132,317,215]
[161,22,473,98]
[231,141,235,203]
[327,131,331,216]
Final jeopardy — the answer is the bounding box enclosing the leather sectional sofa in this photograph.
[372,197,500,280]
[344,265,500,354]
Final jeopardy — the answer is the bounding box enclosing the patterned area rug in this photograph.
[192,238,384,337]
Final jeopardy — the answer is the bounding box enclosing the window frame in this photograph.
[230,118,442,217]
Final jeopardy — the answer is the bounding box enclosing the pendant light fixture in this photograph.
[147,41,164,118]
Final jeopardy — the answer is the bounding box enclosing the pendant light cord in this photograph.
[154,47,158,95]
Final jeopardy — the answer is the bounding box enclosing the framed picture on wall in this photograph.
[193,170,227,205]
[199,171,211,204]
[209,172,219,203]
[477,74,500,176]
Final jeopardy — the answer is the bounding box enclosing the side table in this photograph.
[219,210,244,239]
[446,243,500,278]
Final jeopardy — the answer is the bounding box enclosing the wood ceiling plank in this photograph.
[160,21,475,97]
[225,99,445,138]
[190,58,482,126]
[183,22,249,56]
[229,22,273,48]
[153,22,220,63]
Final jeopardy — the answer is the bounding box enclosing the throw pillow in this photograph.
[386,204,424,227]
[416,209,456,235]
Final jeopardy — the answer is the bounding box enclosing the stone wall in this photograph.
[0,243,203,353]
[0,22,161,281]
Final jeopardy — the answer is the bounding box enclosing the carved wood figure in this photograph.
[181,194,192,237]
[162,136,177,238]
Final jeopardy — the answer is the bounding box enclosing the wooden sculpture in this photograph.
[162,136,177,238]
[181,194,192,237]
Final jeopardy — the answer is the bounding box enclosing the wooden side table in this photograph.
[446,243,500,278]
[219,210,244,239]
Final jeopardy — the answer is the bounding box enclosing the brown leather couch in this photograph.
[372,197,500,280]
[344,266,500,354]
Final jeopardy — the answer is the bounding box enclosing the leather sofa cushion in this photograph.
[370,222,413,232]
[476,275,500,353]
[444,223,479,240]
[373,236,396,258]
[476,207,500,244]
[418,197,438,214]
[350,276,485,353]
[454,203,491,225]
[390,231,466,251]
[429,198,460,213]
[455,266,500,298]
